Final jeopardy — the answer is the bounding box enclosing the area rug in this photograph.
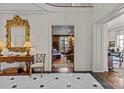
[0,73,104,89]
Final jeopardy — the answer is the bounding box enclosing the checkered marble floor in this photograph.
[0,73,104,89]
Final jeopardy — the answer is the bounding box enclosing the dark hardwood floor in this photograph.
[96,70,123,89]
[52,67,74,73]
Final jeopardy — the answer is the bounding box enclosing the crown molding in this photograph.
[0,10,49,14]
[108,25,124,32]
[0,3,93,14]
[35,3,93,13]
[46,3,93,8]
[96,3,124,24]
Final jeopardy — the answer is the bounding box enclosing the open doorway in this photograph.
[107,15,124,83]
[52,25,74,72]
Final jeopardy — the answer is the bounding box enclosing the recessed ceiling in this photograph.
[47,3,93,7]
[0,3,93,14]
[0,3,45,11]
[52,26,74,35]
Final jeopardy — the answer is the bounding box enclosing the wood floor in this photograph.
[52,67,74,73]
[96,70,123,89]
[52,55,74,72]
[97,62,123,89]
[53,55,72,65]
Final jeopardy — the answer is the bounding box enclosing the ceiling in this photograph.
[47,3,93,7]
[0,3,93,11]
[108,14,124,31]
[52,26,74,35]
[0,3,93,14]
[0,3,43,10]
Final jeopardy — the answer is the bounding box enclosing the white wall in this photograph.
[92,3,120,72]
[108,30,117,45]
[107,14,124,50]
[0,3,121,72]
[0,10,93,71]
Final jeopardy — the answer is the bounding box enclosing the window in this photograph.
[59,36,68,53]
[117,31,124,51]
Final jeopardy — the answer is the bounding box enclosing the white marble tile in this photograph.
[0,73,104,89]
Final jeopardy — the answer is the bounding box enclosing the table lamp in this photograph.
[24,41,32,56]
[0,41,4,56]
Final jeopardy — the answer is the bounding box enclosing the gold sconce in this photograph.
[24,41,32,56]
[0,41,4,56]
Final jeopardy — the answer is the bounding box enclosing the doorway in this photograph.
[108,22,124,79]
[51,25,74,72]
[105,14,124,88]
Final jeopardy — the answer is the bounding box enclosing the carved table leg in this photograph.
[26,63,29,73]
[30,67,32,78]
[29,62,30,75]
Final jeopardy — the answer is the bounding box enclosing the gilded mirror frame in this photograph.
[5,15,30,52]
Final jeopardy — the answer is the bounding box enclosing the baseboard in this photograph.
[92,67,106,72]
[74,66,91,71]
[32,71,52,73]
[33,71,92,73]
[73,71,92,73]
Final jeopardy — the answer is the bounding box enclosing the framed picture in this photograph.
[109,41,115,47]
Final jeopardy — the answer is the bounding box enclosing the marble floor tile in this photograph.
[0,73,104,89]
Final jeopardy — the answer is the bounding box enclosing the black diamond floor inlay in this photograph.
[93,84,98,87]
[10,78,15,80]
[55,77,59,79]
[40,85,44,88]
[77,77,80,79]
[67,84,71,87]
[33,78,37,80]
[12,85,17,88]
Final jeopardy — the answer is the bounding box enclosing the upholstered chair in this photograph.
[30,54,46,78]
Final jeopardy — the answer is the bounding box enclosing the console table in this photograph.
[0,55,33,75]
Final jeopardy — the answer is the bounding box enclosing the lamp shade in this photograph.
[0,41,4,49]
[24,41,32,48]
[11,42,14,47]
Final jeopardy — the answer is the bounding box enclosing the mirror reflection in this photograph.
[11,27,25,47]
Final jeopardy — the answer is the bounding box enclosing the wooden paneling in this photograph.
[52,36,59,50]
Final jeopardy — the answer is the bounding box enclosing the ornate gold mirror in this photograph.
[5,15,30,52]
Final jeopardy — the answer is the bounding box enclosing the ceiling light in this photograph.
[67,29,71,32]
